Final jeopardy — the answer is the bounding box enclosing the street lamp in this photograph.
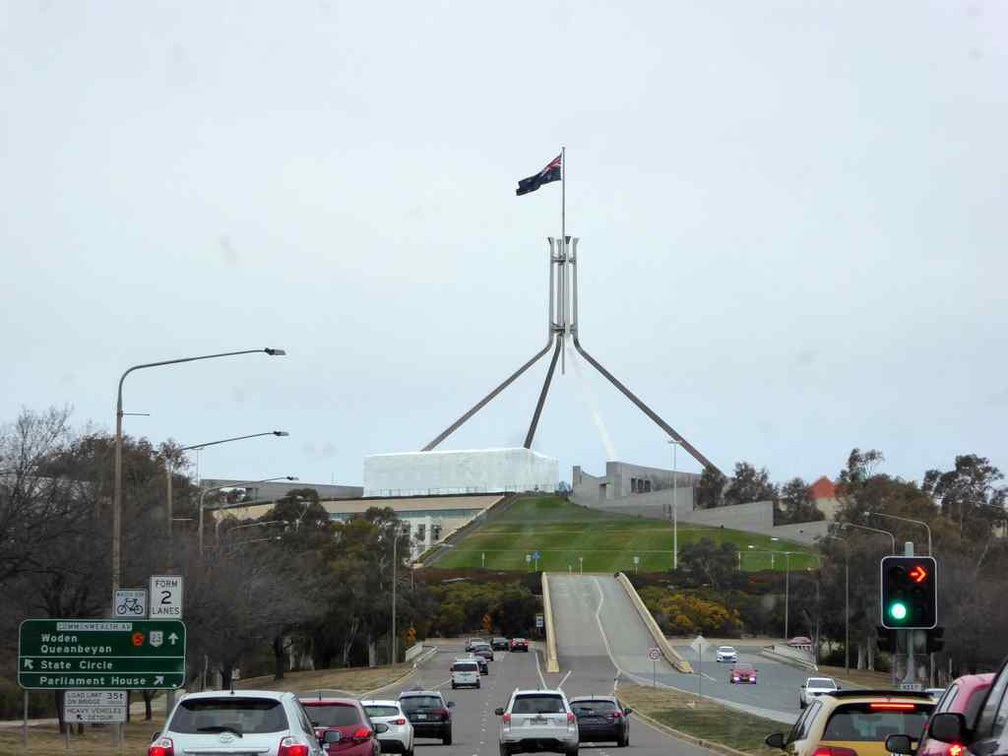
[112,347,285,592]
[668,439,680,570]
[166,435,292,564]
[199,473,296,556]
[865,512,932,556]
[781,551,806,640]
[840,521,896,553]
[818,534,850,673]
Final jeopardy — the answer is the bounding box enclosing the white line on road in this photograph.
[558,670,572,688]
[534,647,547,689]
[592,577,623,683]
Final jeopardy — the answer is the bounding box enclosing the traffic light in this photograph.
[926,627,945,653]
[880,556,938,630]
[876,626,896,653]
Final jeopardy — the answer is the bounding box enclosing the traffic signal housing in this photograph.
[926,627,945,654]
[880,556,938,630]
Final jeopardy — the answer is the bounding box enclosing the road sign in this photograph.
[535,613,544,629]
[19,619,186,690]
[149,575,183,619]
[533,551,541,560]
[64,690,127,723]
[647,647,661,661]
[633,556,640,565]
[525,554,532,564]
[113,589,147,619]
[690,635,711,655]
[880,556,937,629]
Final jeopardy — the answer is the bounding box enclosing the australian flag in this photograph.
[516,153,562,196]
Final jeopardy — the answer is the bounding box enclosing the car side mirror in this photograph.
[800,684,806,688]
[447,701,455,708]
[324,731,343,744]
[929,713,967,744]
[765,733,786,750]
[885,734,914,755]
[624,707,633,715]
[375,724,389,734]
[495,707,505,716]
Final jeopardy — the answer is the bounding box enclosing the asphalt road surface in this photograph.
[547,574,806,725]
[371,639,718,756]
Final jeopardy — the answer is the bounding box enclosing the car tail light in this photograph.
[948,746,963,756]
[870,702,915,710]
[567,712,576,724]
[394,718,407,725]
[611,710,622,719]
[503,713,511,724]
[434,708,450,720]
[812,748,858,756]
[148,738,174,756]
[353,728,374,741]
[279,737,311,756]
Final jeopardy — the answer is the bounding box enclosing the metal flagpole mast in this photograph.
[561,146,566,374]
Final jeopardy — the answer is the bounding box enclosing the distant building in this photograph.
[572,461,700,506]
[808,476,840,519]
[201,479,363,502]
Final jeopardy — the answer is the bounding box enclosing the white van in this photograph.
[451,659,481,689]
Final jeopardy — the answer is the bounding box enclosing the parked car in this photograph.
[465,638,485,652]
[765,690,934,756]
[398,690,454,745]
[510,638,530,653]
[716,646,739,663]
[361,700,415,756]
[492,637,510,651]
[570,695,630,747]
[730,667,758,684]
[451,659,481,689]
[799,677,840,708]
[496,688,579,756]
[148,690,324,756]
[885,663,1006,756]
[300,697,384,756]
[788,636,814,647]
[472,642,495,662]
[900,674,995,756]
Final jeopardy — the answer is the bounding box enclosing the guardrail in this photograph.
[760,643,818,671]
[541,573,560,673]
[615,573,693,674]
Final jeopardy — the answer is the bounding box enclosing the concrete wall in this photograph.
[572,461,699,503]
[574,486,695,519]
[364,448,558,497]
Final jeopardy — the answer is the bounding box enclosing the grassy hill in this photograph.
[433,495,818,573]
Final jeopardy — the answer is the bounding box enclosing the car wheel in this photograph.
[566,746,579,756]
[443,729,452,746]
[499,744,510,756]
[452,683,457,689]
[618,736,628,748]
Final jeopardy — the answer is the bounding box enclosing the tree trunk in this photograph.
[857,643,866,670]
[867,644,875,671]
[273,635,286,681]
[367,637,377,668]
[55,690,66,734]
[142,690,153,721]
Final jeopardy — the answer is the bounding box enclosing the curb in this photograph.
[360,648,439,698]
[628,706,755,756]
[542,574,560,673]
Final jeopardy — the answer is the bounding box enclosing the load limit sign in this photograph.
[149,575,183,619]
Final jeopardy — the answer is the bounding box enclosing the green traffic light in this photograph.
[889,602,908,621]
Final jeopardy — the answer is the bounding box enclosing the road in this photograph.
[547,574,806,725]
[372,639,717,756]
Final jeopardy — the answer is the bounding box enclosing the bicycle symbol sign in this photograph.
[113,589,147,619]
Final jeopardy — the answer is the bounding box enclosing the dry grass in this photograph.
[237,663,414,696]
[620,683,781,756]
[816,665,893,690]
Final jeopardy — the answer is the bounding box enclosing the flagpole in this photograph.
[560,146,566,374]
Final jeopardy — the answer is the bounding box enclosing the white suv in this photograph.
[149,690,323,756]
[798,676,840,708]
[451,659,481,689]
[495,689,578,756]
[715,646,738,663]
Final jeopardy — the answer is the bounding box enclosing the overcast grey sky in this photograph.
[2,1,1005,488]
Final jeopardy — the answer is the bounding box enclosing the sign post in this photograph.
[648,647,660,687]
[19,619,186,690]
[690,635,710,701]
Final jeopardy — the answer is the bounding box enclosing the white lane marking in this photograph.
[558,670,572,688]
[592,577,623,682]
[534,646,547,689]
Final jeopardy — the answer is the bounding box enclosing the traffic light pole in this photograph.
[902,541,915,688]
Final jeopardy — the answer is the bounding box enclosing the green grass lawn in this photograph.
[435,495,817,573]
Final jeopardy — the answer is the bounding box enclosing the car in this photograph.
[361,700,415,756]
[473,655,490,675]
[300,697,384,756]
[492,637,510,651]
[800,677,840,708]
[398,689,454,745]
[730,667,758,684]
[510,638,530,653]
[472,642,495,662]
[765,689,934,756]
[570,695,631,747]
[925,688,947,703]
[788,636,814,647]
[716,646,739,663]
[465,638,485,652]
[148,689,325,756]
[451,658,482,689]
[496,688,579,756]
[906,673,995,756]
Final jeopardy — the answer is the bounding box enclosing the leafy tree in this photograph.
[778,478,824,524]
[923,455,1006,539]
[723,462,777,506]
[695,467,726,509]
[837,448,885,493]
[678,538,739,589]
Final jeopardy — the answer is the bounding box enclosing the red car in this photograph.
[914,674,995,756]
[301,697,382,756]
[509,638,529,652]
[730,667,757,684]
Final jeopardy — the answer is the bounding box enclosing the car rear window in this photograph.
[822,703,932,741]
[572,701,617,714]
[452,663,479,672]
[513,695,566,714]
[302,703,361,727]
[169,697,288,734]
[365,705,401,718]
[400,696,443,711]
[809,678,836,688]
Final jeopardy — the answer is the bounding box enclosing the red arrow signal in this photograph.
[909,565,928,583]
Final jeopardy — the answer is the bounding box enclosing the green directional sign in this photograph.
[18,619,186,690]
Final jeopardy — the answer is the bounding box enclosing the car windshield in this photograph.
[400,696,443,711]
[822,703,931,741]
[719,647,735,652]
[512,695,565,714]
[303,703,361,728]
[809,678,837,688]
[169,697,288,735]
[365,706,401,719]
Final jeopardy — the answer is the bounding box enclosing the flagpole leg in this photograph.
[561,146,566,374]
